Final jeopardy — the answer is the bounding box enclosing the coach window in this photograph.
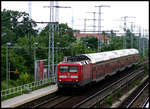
[69,66,78,73]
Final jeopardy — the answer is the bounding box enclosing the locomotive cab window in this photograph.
[60,66,68,72]
[69,66,78,73]
[59,66,78,73]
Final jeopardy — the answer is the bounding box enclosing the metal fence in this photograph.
[1,78,54,98]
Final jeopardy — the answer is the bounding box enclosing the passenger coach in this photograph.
[57,49,139,89]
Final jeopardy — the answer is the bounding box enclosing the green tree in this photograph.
[1,48,7,81]
[1,47,27,80]
[80,36,98,51]
[39,23,76,47]
[103,35,123,51]
[8,49,27,80]
[1,9,38,43]
[1,26,17,45]
[15,35,39,74]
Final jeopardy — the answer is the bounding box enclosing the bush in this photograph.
[17,72,31,85]
[104,94,113,107]
[1,80,17,90]
[133,64,139,70]
[144,64,148,72]
[8,79,18,87]
[116,87,121,98]
[1,81,6,90]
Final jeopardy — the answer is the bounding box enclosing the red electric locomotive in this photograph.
[57,49,139,89]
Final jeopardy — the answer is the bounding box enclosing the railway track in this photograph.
[33,96,72,108]
[31,95,63,108]
[17,91,58,108]
[142,97,149,108]
[17,60,148,108]
[72,67,145,108]
[29,67,136,108]
[132,81,149,108]
[119,78,149,108]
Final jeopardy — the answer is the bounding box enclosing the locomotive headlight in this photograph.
[59,79,61,81]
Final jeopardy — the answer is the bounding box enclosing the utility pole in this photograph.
[130,22,134,48]
[55,1,59,23]
[55,2,59,80]
[86,12,97,33]
[143,29,149,56]
[28,1,32,19]
[28,1,32,56]
[47,1,54,81]
[44,2,55,82]
[6,44,8,89]
[84,18,99,34]
[84,19,87,34]
[121,16,135,49]
[136,25,139,49]
[95,5,110,52]
[6,42,11,89]
[71,8,74,29]
[138,26,142,56]
[121,16,128,49]
[44,3,71,82]
[9,62,10,80]
[28,1,38,83]
[34,42,38,82]
[142,28,145,56]
[146,30,149,57]
[50,2,55,82]
[145,29,149,50]
[129,16,136,48]
[48,1,55,82]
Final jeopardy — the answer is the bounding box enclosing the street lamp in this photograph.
[34,42,38,82]
[6,42,11,89]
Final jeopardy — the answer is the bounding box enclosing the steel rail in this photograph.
[72,67,144,108]
[89,69,145,108]
[32,95,61,108]
[38,96,72,108]
[142,97,149,108]
[126,82,149,108]
[31,94,72,108]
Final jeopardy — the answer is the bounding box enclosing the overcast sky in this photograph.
[1,1,149,34]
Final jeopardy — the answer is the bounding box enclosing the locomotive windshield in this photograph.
[60,66,68,72]
[60,66,78,73]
